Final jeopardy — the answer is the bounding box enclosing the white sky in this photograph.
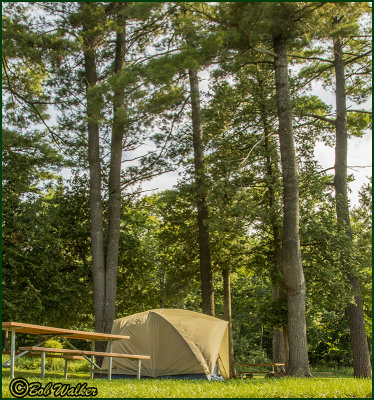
[311,81,372,206]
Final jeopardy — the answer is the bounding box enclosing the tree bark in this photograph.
[283,326,289,370]
[82,4,105,335]
[223,268,235,378]
[259,84,286,367]
[159,270,167,308]
[104,12,127,334]
[272,287,286,365]
[273,34,311,377]
[188,68,215,316]
[270,240,286,368]
[333,31,372,379]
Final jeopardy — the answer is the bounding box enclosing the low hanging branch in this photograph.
[121,168,175,189]
[148,94,191,169]
[252,46,277,58]
[2,59,67,147]
[347,109,372,114]
[239,131,275,169]
[296,62,336,89]
[304,113,336,124]
[290,54,334,63]
[317,165,371,174]
[344,49,372,66]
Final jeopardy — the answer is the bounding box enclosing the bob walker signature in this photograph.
[9,377,98,397]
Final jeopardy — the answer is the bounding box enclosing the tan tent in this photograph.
[101,308,230,379]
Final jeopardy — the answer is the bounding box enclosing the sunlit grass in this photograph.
[2,368,372,398]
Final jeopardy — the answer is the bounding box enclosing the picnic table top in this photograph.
[2,322,130,341]
[235,363,285,367]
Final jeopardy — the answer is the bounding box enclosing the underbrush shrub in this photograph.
[236,348,271,364]
[67,360,90,373]
[2,354,40,371]
[2,354,90,373]
[2,339,89,372]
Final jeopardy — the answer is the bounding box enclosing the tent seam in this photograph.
[151,310,210,375]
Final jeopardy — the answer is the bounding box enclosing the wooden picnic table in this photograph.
[2,321,148,380]
[235,363,286,378]
[2,322,130,340]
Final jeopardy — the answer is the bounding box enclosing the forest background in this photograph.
[2,1,372,378]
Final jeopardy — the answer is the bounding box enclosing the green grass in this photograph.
[2,369,372,398]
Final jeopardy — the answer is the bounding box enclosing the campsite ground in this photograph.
[2,368,371,398]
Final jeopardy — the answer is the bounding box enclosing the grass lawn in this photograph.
[2,369,372,398]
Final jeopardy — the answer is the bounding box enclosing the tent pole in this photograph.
[137,359,141,379]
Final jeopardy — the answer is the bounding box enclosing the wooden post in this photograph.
[41,352,46,378]
[64,359,68,379]
[137,359,141,380]
[90,341,95,379]
[108,340,113,381]
[10,329,16,379]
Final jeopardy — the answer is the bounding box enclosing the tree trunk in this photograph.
[82,4,105,336]
[271,248,286,368]
[273,34,311,377]
[159,270,167,308]
[272,287,286,365]
[259,86,286,367]
[103,12,127,334]
[188,67,215,316]
[283,326,289,371]
[223,268,235,378]
[333,31,372,379]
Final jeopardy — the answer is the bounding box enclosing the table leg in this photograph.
[137,359,141,380]
[10,329,16,379]
[90,341,95,379]
[3,338,53,368]
[41,352,46,379]
[108,340,113,381]
[62,338,101,370]
[64,360,68,379]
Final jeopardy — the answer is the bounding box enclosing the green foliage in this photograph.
[2,159,92,326]
[347,112,372,138]
[351,180,372,340]
[1,354,90,374]
[44,339,63,349]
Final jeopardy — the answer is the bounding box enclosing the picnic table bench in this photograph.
[235,363,286,378]
[2,321,150,380]
[3,350,84,379]
[18,346,150,379]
